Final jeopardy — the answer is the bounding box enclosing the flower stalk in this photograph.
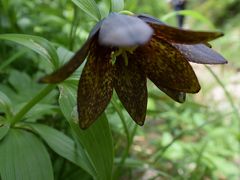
[11,84,56,126]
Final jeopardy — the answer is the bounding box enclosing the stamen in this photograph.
[119,10,134,16]
[110,46,138,66]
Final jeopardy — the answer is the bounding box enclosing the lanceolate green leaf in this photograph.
[72,0,101,21]
[59,82,114,180]
[0,129,53,180]
[0,34,59,69]
[29,123,96,177]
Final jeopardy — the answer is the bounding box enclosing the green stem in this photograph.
[113,125,138,180]
[11,84,56,125]
[69,4,79,51]
[111,97,130,142]
[205,65,240,120]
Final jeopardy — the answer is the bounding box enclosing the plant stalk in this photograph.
[11,84,56,126]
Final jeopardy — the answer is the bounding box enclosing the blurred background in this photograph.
[0,0,239,179]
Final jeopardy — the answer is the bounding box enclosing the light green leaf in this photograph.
[0,129,53,180]
[59,82,114,180]
[29,123,96,177]
[0,34,59,69]
[111,0,124,12]
[72,0,101,21]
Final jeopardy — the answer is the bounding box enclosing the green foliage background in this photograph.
[0,0,239,179]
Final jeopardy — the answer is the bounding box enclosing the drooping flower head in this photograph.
[40,12,227,129]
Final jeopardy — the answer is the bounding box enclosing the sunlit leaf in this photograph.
[0,129,53,180]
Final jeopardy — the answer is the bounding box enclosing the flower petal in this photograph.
[99,13,153,47]
[77,43,113,129]
[114,55,147,126]
[137,14,223,44]
[174,43,228,64]
[136,38,200,93]
[39,21,101,84]
[137,14,165,25]
[159,86,186,103]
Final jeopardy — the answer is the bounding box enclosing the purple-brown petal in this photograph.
[99,13,153,47]
[137,14,223,44]
[114,55,147,126]
[151,23,223,44]
[77,43,113,129]
[136,38,200,93]
[39,21,102,84]
[174,43,228,64]
[159,86,186,103]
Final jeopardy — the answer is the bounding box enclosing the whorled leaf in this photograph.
[77,41,113,129]
[114,55,147,125]
[136,38,200,93]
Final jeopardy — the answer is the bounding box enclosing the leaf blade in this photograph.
[71,0,101,21]
[0,34,59,69]
[59,82,114,180]
[0,129,54,180]
[29,123,96,177]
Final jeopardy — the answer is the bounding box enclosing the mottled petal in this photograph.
[136,38,200,93]
[40,22,101,84]
[114,55,147,126]
[77,43,113,129]
[137,14,223,44]
[159,86,186,103]
[99,13,153,47]
[174,43,228,64]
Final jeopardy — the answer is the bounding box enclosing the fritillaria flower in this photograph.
[40,13,227,129]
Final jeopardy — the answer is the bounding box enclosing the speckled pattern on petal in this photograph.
[114,55,147,125]
[77,42,113,129]
[136,37,200,93]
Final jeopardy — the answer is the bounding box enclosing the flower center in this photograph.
[111,46,137,66]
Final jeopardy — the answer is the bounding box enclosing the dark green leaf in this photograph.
[59,82,114,180]
[0,123,10,141]
[29,123,96,177]
[0,129,54,180]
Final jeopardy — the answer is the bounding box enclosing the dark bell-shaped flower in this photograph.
[40,13,227,129]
